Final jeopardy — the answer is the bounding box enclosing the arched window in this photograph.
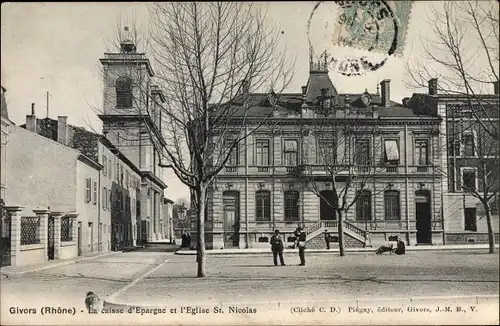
[356,190,371,221]
[255,190,271,221]
[284,191,299,221]
[116,76,132,108]
[384,190,400,220]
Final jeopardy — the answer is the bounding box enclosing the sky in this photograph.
[1,2,496,203]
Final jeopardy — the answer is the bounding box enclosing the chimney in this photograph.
[301,86,307,95]
[494,81,499,95]
[57,116,68,146]
[428,78,438,95]
[380,79,391,107]
[241,80,249,96]
[26,103,37,133]
[402,97,410,107]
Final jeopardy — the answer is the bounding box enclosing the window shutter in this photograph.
[93,181,98,204]
[85,177,91,202]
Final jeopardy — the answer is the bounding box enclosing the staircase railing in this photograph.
[305,220,370,246]
[343,221,367,239]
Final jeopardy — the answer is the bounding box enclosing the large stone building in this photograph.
[203,60,447,249]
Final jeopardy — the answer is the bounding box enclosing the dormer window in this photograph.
[116,76,133,109]
[267,91,278,106]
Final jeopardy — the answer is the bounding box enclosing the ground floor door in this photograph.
[223,191,240,247]
[0,206,11,267]
[88,222,93,252]
[77,222,82,256]
[415,190,432,244]
[47,216,55,260]
[320,190,337,220]
[98,223,103,252]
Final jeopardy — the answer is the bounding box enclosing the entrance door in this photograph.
[77,222,82,256]
[98,223,103,252]
[415,190,432,244]
[0,206,11,267]
[223,191,240,247]
[47,216,55,260]
[88,222,93,252]
[320,190,337,220]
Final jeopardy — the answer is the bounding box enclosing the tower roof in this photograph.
[304,50,342,106]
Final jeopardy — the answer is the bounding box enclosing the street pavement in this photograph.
[113,249,499,305]
[1,249,498,325]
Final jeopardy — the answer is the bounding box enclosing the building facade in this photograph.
[406,79,499,244]
[204,60,445,249]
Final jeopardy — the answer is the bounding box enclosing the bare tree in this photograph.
[406,0,499,253]
[300,109,387,256]
[406,0,499,138]
[102,3,294,277]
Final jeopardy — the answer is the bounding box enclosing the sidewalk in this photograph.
[0,250,121,278]
[175,244,500,255]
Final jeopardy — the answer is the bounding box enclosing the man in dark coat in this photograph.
[324,229,331,250]
[297,227,307,266]
[394,236,406,255]
[270,229,286,266]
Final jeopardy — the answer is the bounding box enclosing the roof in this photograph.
[20,117,144,175]
[304,71,342,106]
[1,86,9,120]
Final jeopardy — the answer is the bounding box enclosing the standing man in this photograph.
[270,229,286,266]
[297,227,307,266]
[324,229,331,250]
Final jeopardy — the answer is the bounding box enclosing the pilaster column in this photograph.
[33,208,50,262]
[4,205,24,267]
[50,211,63,260]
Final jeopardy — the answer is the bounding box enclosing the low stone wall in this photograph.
[445,233,500,245]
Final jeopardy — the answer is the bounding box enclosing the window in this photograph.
[103,156,107,176]
[103,187,107,210]
[463,134,475,156]
[85,177,92,203]
[355,139,370,165]
[356,190,371,221]
[384,140,399,165]
[126,170,130,187]
[318,139,337,165]
[464,208,477,231]
[116,76,132,109]
[116,158,120,182]
[93,181,98,205]
[255,190,271,221]
[61,216,73,242]
[283,139,298,166]
[120,165,124,184]
[384,190,400,220]
[415,139,428,165]
[448,139,461,156]
[255,139,270,166]
[109,190,112,211]
[462,169,476,191]
[284,191,299,221]
[224,139,239,166]
[108,160,112,179]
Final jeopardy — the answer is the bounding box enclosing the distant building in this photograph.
[406,79,499,244]
[163,198,174,241]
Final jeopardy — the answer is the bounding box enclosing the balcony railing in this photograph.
[218,165,438,176]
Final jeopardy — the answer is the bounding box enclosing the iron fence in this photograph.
[21,216,41,245]
[61,216,73,242]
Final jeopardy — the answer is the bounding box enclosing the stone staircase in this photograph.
[305,220,371,248]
